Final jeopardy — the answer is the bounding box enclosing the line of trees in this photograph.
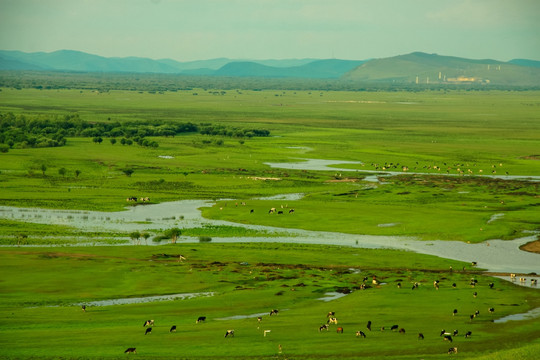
[0,112,271,152]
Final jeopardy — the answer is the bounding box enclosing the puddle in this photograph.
[30,292,215,308]
[75,292,214,307]
[488,213,505,224]
[493,307,540,323]
[318,292,349,302]
[216,312,269,321]
[378,223,399,228]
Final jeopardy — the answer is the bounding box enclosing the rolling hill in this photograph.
[343,52,540,86]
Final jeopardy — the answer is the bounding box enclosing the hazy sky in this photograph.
[1,0,539,61]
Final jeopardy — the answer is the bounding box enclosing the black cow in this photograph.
[289,209,295,214]
[418,333,424,340]
[170,325,176,332]
[145,327,152,335]
[356,330,366,338]
[489,282,494,289]
[225,329,234,337]
[443,335,453,342]
[399,328,406,334]
[367,320,372,331]
[465,331,472,338]
[489,307,495,314]
[453,329,458,336]
[250,209,254,213]
[319,324,329,332]
[277,211,284,214]
[390,325,399,331]
[270,309,279,316]
[81,305,86,312]
[453,309,458,316]
[124,348,136,354]
[197,316,206,323]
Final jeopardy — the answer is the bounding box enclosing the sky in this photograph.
[1,0,539,62]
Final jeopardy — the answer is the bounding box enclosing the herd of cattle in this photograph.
[120,285,492,357]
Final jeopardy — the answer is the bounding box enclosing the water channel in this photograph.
[1,159,538,277]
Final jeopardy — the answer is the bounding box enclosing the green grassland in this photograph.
[1,244,539,359]
[0,87,539,358]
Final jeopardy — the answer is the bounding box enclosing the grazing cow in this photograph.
[328,317,338,325]
[453,309,458,316]
[440,329,447,337]
[443,335,453,342]
[470,314,475,321]
[453,329,458,336]
[319,324,329,332]
[471,261,477,266]
[145,327,152,335]
[170,325,176,333]
[367,320,372,331]
[448,347,458,354]
[224,330,235,338]
[489,307,495,314]
[412,282,419,290]
[465,331,472,338]
[397,282,401,288]
[289,209,295,214]
[269,208,276,214]
[532,279,538,286]
[327,311,336,318]
[197,316,206,323]
[390,325,399,331]
[257,317,262,323]
[356,331,366,338]
[277,210,283,214]
[124,348,136,354]
[81,305,86,312]
[452,283,457,288]
[336,327,344,334]
[399,328,406,334]
[263,330,271,337]
[270,309,279,316]
[473,292,478,298]
[434,280,440,287]
[418,333,424,340]
[143,320,154,327]
[489,283,494,289]
[475,310,480,317]
[250,209,254,213]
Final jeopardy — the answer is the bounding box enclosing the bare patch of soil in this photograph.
[519,240,540,254]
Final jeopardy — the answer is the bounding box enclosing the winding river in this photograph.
[1,158,539,277]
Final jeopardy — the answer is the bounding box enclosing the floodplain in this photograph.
[0,86,539,359]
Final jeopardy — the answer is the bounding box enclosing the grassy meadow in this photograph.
[0,86,539,358]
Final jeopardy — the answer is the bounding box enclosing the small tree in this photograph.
[41,164,47,176]
[17,234,28,247]
[58,167,66,177]
[129,231,141,245]
[110,138,117,145]
[142,232,151,244]
[75,169,81,178]
[123,168,134,177]
[164,227,181,244]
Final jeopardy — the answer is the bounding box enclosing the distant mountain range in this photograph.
[0,49,365,79]
[1,49,539,85]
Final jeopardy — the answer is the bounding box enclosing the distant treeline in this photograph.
[1,70,538,92]
[0,112,270,152]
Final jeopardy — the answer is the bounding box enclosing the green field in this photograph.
[0,86,539,358]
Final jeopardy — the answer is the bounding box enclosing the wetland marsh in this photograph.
[0,87,539,359]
